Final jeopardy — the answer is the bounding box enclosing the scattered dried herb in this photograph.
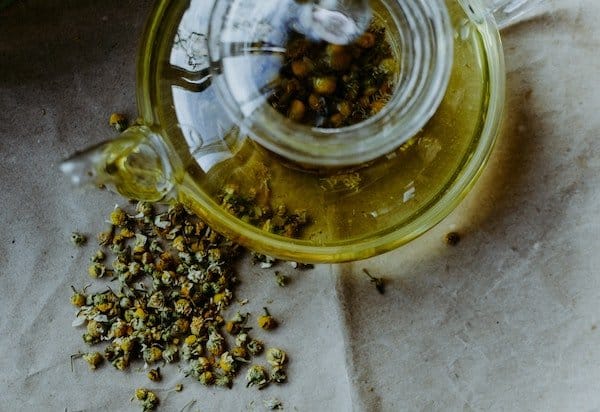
[69,200,309,410]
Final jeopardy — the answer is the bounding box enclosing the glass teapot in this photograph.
[62,0,545,263]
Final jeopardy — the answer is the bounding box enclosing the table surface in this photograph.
[1,1,599,411]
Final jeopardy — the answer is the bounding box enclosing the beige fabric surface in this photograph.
[1,0,599,411]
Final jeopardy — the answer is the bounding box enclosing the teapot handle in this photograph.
[60,125,178,202]
[479,0,548,29]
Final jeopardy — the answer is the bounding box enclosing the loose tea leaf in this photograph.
[69,200,312,410]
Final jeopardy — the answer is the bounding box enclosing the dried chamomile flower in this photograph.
[188,357,212,378]
[128,261,142,276]
[109,113,128,133]
[147,291,165,310]
[69,200,298,399]
[206,329,225,356]
[218,351,236,374]
[265,348,287,367]
[143,346,163,364]
[252,253,277,269]
[147,368,161,382]
[247,339,264,356]
[212,289,232,308]
[134,388,159,412]
[269,367,287,384]
[118,227,135,239]
[70,286,87,307]
[189,316,204,336]
[162,343,179,363]
[135,201,154,220]
[70,232,87,246]
[263,398,284,410]
[113,355,131,371]
[97,229,114,247]
[257,307,278,330]
[117,337,136,353]
[87,262,107,278]
[108,320,130,338]
[134,388,149,400]
[109,206,129,227]
[91,250,106,263]
[82,352,103,370]
[198,370,215,386]
[172,235,186,252]
[215,374,233,388]
[225,311,249,335]
[230,346,249,361]
[175,298,193,317]
[181,335,202,360]
[85,319,105,339]
[246,365,269,389]
[234,332,249,347]
[275,272,289,287]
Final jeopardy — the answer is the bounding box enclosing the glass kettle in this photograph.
[62,0,545,263]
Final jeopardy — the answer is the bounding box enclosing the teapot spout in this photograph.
[60,125,177,202]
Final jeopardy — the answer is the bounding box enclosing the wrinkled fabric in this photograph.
[1,1,600,410]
